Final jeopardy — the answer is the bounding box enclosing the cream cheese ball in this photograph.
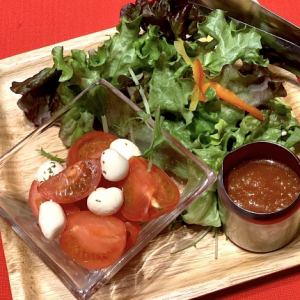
[38,200,66,240]
[100,149,129,181]
[87,187,124,216]
[110,138,141,160]
[36,160,64,182]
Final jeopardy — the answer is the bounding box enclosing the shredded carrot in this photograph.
[174,39,193,66]
[192,59,206,102]
[190,85,201,111]
[174,42,204,110]
[202,82,264,121]
[189,59,263,121]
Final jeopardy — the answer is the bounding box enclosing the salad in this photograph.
[11,0,300,229]
[29,131,180,269]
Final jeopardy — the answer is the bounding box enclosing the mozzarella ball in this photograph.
[38,201,66,240]
[36,160,64,182]
[101,149,129,181]
[87,187,123,216]
[110,138,141,160]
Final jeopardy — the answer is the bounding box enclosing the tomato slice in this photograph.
[62,203,81,216]
[67,131,117,165]
[38,160,101,204]
[121,157,180,222]
[28,180,46,218]
[60,211,126,270]
[29,181,83,217]
[99,177,125,190]
[125,222,141,250]
[76,198,88,211]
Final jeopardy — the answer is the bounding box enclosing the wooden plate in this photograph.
[0,29,300,300]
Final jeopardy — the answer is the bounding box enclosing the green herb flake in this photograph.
[38,148,65,164]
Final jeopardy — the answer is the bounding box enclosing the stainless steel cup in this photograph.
[218,141,300,252]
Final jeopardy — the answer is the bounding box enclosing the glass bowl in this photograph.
[0,79,216,299]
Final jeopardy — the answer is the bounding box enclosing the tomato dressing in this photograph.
[226,159,300,213]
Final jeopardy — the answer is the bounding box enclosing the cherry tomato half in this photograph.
[28,180,46,218]
[121,157,180,222]
[62,203,81,216]
[67,131,117,166]
[113,212,141,249]
[38,160,101,204]
[60,211,127,270]
[75,198,88,211]
[99,177,125,190]
[29,181,84,217]
[125,221,141,250]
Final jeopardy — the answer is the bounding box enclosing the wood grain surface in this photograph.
[0,29,300,300]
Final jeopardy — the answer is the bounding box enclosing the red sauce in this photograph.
[226,159,300,213]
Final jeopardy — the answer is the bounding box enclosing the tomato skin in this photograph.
[76,198,88,211]
[121,157,180,222]
[113,211,128,222]
[28,180,46,218]
[38,160,101,204]
[67,131,117,166]
[113,211,141,250]
[62,203,81,216]
[99,177,125,190]
[60,211,127,270]
[125,222,141,250]
[29,181,83,218]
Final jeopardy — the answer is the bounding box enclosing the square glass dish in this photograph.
[0,79,216,299]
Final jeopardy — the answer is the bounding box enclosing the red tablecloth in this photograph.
[1,1,300,299]
[0,235,12,300]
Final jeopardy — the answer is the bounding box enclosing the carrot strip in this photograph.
[174,39,193,66]
[203,82,264,121]
[190,85,201,111]
[192,59,206,103]
[190,58,263,121]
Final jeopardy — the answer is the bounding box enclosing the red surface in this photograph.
[1,1,300,299]
[260,0,300,28]
[0,235,12,300]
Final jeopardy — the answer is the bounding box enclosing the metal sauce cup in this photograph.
[218,141,300,252]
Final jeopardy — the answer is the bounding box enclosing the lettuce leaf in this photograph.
[121,0,205,41]
[135,25,177,68]
[52,47,73,82]
[162,120,194,149]
[215,64,287,107]
[182,190,221,227]
[90,19,176,85]
[148,66,193,121]
[193,147,225,172]
[197,10,268,75]
[10,68,61,126]
[52,47,100,89]
[59,107,94,147]
[285,127,300,149]
[90,17,143,84]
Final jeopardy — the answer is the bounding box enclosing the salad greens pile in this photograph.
[10,0,300,227]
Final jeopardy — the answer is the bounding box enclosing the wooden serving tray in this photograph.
[1,29,300,300]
